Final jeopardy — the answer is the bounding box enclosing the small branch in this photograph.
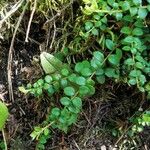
[25,0,37,42]
[49,3,57,49]
[7,1,29,102]
[43,0,75,27]
[0,0,24,28]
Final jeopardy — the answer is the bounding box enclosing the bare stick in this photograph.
[0,0,24,28]
[7,1,29,102]
[49,2,56,49]
[25,0,37,42]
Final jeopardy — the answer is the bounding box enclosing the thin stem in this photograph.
[2,129,7,150]
[25,0,37,42]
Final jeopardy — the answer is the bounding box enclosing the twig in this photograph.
[2,129,7,150]
[10,23,40,45]
[25,0,37,42]
[43,0,75,26]
[0,0,24,28]
[7,1,29,102]
[73,139,81,150]
[49,2,56,49]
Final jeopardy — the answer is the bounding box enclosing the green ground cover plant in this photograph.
[0,101,9,150]
[18,0,150,149]
[1,0,150,149]
[0,101,9,130]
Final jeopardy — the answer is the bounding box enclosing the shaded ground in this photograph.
[0,3,150,150]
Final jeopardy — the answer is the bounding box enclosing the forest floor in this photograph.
[0,0,150,150]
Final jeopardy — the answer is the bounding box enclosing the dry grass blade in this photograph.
[0,0,24,28]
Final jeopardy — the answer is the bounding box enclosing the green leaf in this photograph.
[123,36,134,43]
[93,51,104,62]
[43,128,50,136]
[40,52,62,74]
[148,5,150,11]
[68,106,80,114]
[68,74,77,82]
[134,20,144,27]
[112,3,119,9]
[27,83,32,88]
[33,82,38,88]
[64,87,75,96]
[135,55,145,63]
[67,114,77,125]
[123,15,134,22]
[81,68,92,77]
[130,7,138,16]
[60,79,68,88]
[95,21,102,27]
[108,54,119,65]
[91,59,98,69]
[93,14,100,20]
[76,76,86,85]
[86,79,95,86]
[139,75,146,85]
[37,79,44,86]
[129,70,141,77]
[106,39,115,50]
[85,21,93,31]
[87,85,95,95]
[132,28,143,36]
[0,102,9,130]
[61,68,69,76]
[115,12,123,21]
[122,46,131,51]
[96,75,105,84]
[101,16,107,24]
[107,0,115,6]
[124,58,134,66]
[91,28,99,36]
[19,86,30,94]
[144,68,150,73]
[137,126,143,132]
[131,48,137,54]
[75,62,83,73]
[133,0,142,5]
[135,62,144,69]
[58,116,67,124]
[52,74,61,81]
[36,88,43,95]
[47,85,55,94]
[45,75,53,83]
[79,86,90,96]
[138,8,148,19]
[43,83,50,90]
[96,68,104,75]
[121,1,130,11]
[91,58,102,69]
[121,27,132,35]
[82,61,91,68]
[105,68,116,78]
[51,108,60,117]
[72,97,82,108]
[39,136,47,144]
[53,82,60,91]
[60,97,71,106]
[128,78,137,85]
